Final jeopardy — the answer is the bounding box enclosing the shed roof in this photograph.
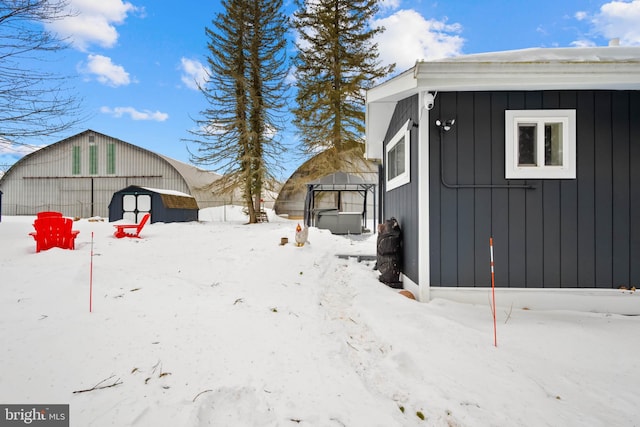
[115,185,199,210]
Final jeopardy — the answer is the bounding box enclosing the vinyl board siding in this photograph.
[630,92,640,284]
[426,90,638,289]
[559,92,579,287]
[489,93,510,287]
[612,91,631,287]
[594,92,614,287]
[383,95,420,283]
[456,92,476,286]
[576,91,597,287]
[542,181,561,287]
[439,92,459,286]
[473,93,493,287]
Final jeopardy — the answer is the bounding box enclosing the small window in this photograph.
[72,146,81,175]
[107,143,116,174]
[386,120,411,191]
[505,110,576,179]
[89,144,98,175]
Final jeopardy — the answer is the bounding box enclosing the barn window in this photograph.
[386,119,411,191]
[107,143,116,174]
[505,110,576,179]
[72,146,81,175]
[89,144,98,175]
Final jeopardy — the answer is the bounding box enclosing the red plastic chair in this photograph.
[37,211,63,219]
[113,213,151,238]
[29,216,79,252]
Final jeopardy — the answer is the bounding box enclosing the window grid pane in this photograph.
[89,145,98,175]
[544,123,563,166]
[517,124,537,166]
[72,146,81,175]
[387,136,405,180]
[107,143,116,174]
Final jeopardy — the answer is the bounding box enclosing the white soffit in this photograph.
[365,102,397,160]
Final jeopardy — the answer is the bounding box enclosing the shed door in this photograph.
[122,194,151,222]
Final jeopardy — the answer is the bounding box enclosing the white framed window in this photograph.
[386,119,411,191]
[505,110,576,179]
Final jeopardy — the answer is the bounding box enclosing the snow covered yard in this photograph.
[1,208,639,427]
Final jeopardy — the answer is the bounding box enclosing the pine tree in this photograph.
[188,0,289,223]
[292,0,393,176]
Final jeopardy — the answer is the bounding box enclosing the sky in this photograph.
[1,0,640,180]
[1,210,639,426]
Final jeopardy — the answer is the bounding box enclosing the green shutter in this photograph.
[72,146,81,175]
[107,143,116,174]
[89,144,98,175]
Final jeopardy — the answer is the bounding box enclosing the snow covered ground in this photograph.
[1,207,639,427]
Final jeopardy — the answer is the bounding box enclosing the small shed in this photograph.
[108,186,199,223]
[304,172,376,234]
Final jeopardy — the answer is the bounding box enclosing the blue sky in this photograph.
[1,0,639,179]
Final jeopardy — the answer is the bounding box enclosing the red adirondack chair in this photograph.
[113,213,151,238]
[29,216,80,252]
[37,211,63,219]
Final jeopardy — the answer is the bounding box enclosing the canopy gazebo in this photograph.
[304,172,376,235]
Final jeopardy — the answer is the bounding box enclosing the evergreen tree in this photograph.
[188,0,289,223]
[292,0,393,176]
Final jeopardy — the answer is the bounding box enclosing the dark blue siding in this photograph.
[382,95,420,282]
[427,90,640,289]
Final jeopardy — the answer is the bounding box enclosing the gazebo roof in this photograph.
[307,171,376,190]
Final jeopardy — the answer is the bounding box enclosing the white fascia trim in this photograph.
[414,62,640,91]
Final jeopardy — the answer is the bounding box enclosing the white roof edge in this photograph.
[140,187,194,198]
[365,47,640,155]
[428,46,640,63]
[367,46,640,104]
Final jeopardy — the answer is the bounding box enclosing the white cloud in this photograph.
[45,0,140,51]
[100,106,169,122]
[373,9,464,72]
[378,0,401,12]
[80,54,131,87]
[0,139,44,157]
[180,58,208,90]
[570,39,597,47]
[577,0,640,46]
[575,11,589,21]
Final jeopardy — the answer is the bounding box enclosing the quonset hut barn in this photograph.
[0,130,220,219]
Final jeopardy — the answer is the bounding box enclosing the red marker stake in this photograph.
[90,231,94,313]
[490,237,497,347]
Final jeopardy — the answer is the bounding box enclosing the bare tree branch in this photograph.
[0,0,85,142]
